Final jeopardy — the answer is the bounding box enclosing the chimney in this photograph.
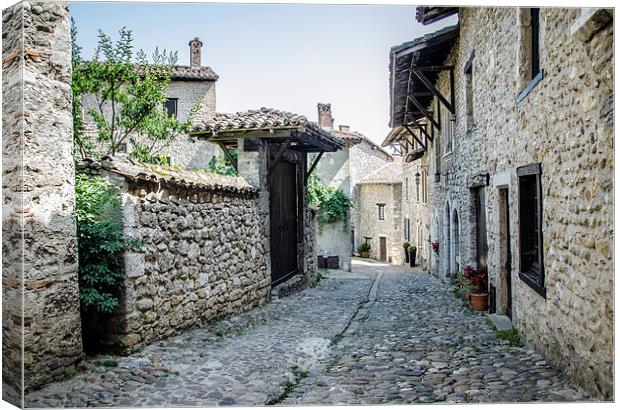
[317,103,334,129]
[189,37,203,68]
[338,125,350,133]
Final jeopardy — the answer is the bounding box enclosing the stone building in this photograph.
[355,161,403,264]
[386,6,613,398]
[2,1,83,402]
[311,103,393,269]
[80,37,221,168]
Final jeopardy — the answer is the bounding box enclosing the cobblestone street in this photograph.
[25,261,589,407]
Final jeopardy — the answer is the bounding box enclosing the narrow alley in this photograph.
[25,261,588,407]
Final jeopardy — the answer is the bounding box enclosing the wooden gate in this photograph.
[269,159,299,286]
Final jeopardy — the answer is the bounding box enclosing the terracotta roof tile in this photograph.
[170,65,218,81]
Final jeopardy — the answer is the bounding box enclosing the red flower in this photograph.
[463,265,488,294]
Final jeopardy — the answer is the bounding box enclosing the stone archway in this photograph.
[443,201,451,277]
[451,209,460,275]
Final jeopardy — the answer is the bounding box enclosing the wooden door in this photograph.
[379,237,387,262]
[476,188,488,276]
[502,189,513,319]
[269,160,299,286]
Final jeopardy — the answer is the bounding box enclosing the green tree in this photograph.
[307,174,353,229]
[207,149,239,176]
[71,19,186,163]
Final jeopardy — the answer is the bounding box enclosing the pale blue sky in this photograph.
[70,1,457,144]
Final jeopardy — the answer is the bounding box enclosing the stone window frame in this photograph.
[463,49,476,132]
[516,162,546,298]
[422,170,428,203]
[405,177,409,201]
[377,203,386,220]
[516,8,545,104]
[403,216,411,241]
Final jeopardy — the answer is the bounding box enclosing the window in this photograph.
[403,217,411,241]
[377,204,385,220]
[517,162,545,297]
[405,177,409,200]
[442,104,454,153]
[416,176,420,202]
[464,50,475,131]
[165,98,178,118]
[516,8,544,103]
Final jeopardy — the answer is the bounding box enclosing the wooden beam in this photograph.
[402,121,426,151]
[415,65,454,71]
[217,142,238,173]
[411,67,454,114]
[407,115,433,145]
[407,95,440,131]
[269,138,292,174]
[305,151,324,181]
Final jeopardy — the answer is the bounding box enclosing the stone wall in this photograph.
[424,7,613,398]
[80,159,269,352]
[2,1,83,399]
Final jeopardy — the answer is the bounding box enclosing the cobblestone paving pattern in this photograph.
[24,262,590,407]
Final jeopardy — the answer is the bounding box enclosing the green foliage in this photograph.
[495,328,525,347]
[71,21,187,162]
[357,242,371,253]
[207,149,239,176]
[94,358,118,368]
[76,174,142,313]
[452,272,473,303]
[407,245,417,252]
[307,174,353,229]
[403,241,411,250]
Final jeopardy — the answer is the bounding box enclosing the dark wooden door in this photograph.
[379,237,387,262]
[503,189,513,319]
[269,160,299,286]
[476,188,488,276]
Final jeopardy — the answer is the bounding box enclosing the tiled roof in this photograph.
[77,156,258,196]
[357,161,403,185]
[189,107,344,149]
[333,129,393,158]
[170,65,219,81]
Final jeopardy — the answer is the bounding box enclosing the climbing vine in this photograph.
[75,174,142,314]
[207,149,238,176]
[307,174,353,229]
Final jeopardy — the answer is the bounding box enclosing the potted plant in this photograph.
[407,245,417,267]
[403,241,411,263]
[431,241,439,255]
[464,265,488,311]
[357,242,371,258]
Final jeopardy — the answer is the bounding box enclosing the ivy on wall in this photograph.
[307,174,353,229]
[75,175,142,314]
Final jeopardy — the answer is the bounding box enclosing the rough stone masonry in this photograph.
[78,157,271,353]
[2,1,83,402]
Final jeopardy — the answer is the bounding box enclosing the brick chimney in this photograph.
[317,103,334,129]
[338,125,350,133]
[189,37,203,68]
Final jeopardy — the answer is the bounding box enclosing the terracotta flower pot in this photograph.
[360,251,370,258]
[469,293,489,311]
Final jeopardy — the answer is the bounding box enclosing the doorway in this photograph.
[269,159,299,286]
[379,236,387,262]
[499,188,512,319]
[475,187,488,275]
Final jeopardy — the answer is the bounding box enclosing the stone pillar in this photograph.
[2,1,83,399]
[237,138,271,287]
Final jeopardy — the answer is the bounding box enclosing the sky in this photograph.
[70,1,458,144]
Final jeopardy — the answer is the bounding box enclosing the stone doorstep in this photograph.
[487,313,513,331]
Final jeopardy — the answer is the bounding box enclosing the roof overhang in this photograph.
[389,24,459,130]
[416,6,459,25]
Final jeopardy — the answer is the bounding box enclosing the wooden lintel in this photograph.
[411,67,454,114]
[305,151,324,181]
[402,122,426,151]
[269,138,292,173]
[217,142,238,173]
[407,95,441,131]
